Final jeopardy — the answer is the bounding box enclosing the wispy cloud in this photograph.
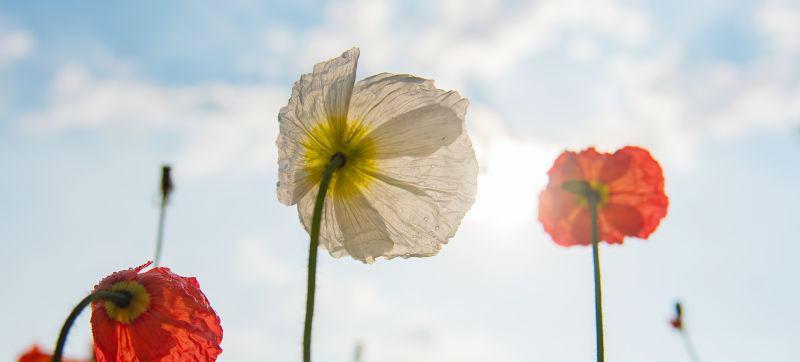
[20,63,286,177]
[0,27,34,70]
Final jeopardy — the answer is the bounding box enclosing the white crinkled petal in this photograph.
[297,183,394,264]
[276,48,359,205]
[349,73,466,126]
[297,186,348,258]
[353,74,476,258]
[349,73,468,159]
[329,75,477,262]
[365,134,478,259]
[333,189,394,263]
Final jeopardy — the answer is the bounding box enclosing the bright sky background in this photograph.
[1,0,799,361]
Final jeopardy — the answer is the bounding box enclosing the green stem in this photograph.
[589,194,605,362]
[154,165,172,267]
[303,153,345,362]
[53,291,131,362]
[154,197,167,267]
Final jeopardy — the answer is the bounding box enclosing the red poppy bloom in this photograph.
[538,146,668,246]
[90,262,223,361]
[18,345,84,362]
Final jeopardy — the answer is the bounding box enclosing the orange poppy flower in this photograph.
[18,345,84,362]
[90,262,223,361]
[538,146,668,246]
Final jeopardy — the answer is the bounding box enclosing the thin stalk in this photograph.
[589,194,605,362]
[154,200,167,267]
[53,291,131,362]
[681,331,701,362]
[153,165,172,267]
[353,341,363,362]
[303,153,345,362]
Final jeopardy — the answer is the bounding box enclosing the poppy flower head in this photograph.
[17,345,84,362]
[538,146,668,246]
[18,345,52,362]
[277,48,478,263]
[91,262,223,362]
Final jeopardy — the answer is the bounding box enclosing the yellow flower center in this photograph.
[583,181,610,208]
[562,179,611,208]
[302,118,377,199]
[103,280,151,324]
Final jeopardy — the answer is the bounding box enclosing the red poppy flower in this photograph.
[18,345,84,362]
[90,262,223,361]
[538,146,668,246]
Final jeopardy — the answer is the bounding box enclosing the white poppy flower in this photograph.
[277,48,478,263]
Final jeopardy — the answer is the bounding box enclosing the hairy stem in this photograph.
[589,194,605,362]
[303,153,345,362]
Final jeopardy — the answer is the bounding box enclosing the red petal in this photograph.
[568,208,592,245]
[599,150,632,183]
[538,186,585,246]
[602,203,645,236]
[605,146,668,239]
[546,151,585,185]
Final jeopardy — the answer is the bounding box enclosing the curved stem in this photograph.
[589,195,605,362]
[53,291,131,362]
[303,153,345,362]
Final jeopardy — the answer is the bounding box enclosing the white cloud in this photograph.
[21,64,286,178]
[16,0,800,179]
[0,28,34,70]
[234,237,296,287]
[755,0,800,57]
[271,0,652,87]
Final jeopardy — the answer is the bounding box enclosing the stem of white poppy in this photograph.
[681,331,701,362]
[53,290,132,362]
[304,152,345,362]
[589,193,605,362]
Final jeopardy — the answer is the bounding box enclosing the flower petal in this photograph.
[297,185,348,258]
[546,150,587,186]
[538,185,583,245]
[605,146,668,238]
[601,202,645,237]
[298,181,395,263]
[349,73,468,158]
[365,135,478,257]
[599,150,632,183]
[132,269,223,361]
[332,189,394,263]
[277,48,360,205]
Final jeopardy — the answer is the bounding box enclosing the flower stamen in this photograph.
[103,281,151,324]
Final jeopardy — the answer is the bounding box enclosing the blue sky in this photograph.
[1,0,799,361]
